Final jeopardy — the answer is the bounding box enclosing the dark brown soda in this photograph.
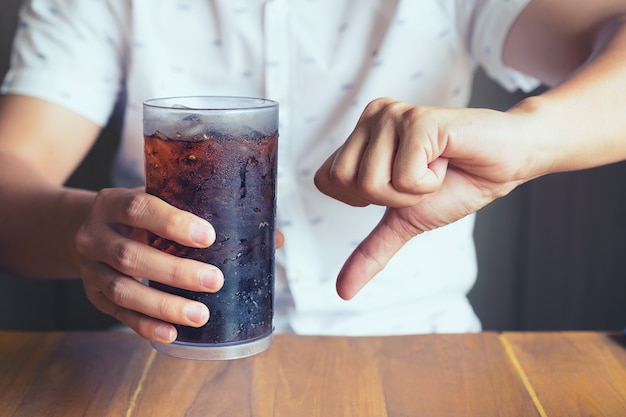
[144,128,277,345]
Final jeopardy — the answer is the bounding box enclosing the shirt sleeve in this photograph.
[0,0,129,126]
[454,0,541,93]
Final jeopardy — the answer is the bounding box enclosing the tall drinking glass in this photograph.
[143,96,278,360]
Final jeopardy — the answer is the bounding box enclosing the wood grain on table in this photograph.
[0,331,545,417]
[501,332,626,417]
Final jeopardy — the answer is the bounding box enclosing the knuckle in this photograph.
[403,105,424,121]
[154,295,174,320]
[73,225,94,257]
[165,260,188,288]
[111,240,140,272]
[93,187,113,203]
[123,192,152,224]
[355,244,386,274]
[401,106,429,133]
[393,173,421,194]
[313,170,327,191]
[105,276,131,305]
[329,164,355,185]
[365,97,395,114]
[356,176,383,197]
[163,211,188,235]
[92,187,118,211]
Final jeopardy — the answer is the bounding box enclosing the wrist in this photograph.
[59,187,97,275]
[507,94,586,180]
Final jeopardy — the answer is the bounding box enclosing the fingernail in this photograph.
[200,268,222,290]
[155,324,176,343]
[184,303,209,325]
[191,221,214,246]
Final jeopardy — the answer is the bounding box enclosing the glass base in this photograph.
[150,331,273,360]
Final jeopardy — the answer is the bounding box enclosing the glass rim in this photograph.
[143,96,278,111]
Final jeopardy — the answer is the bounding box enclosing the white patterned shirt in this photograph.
[2,0,538,335]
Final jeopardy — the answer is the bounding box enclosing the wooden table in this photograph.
[0,331,624,416]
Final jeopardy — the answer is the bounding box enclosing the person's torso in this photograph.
[114,0,479,334]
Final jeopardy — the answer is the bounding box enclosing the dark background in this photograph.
[1,0,625,333]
